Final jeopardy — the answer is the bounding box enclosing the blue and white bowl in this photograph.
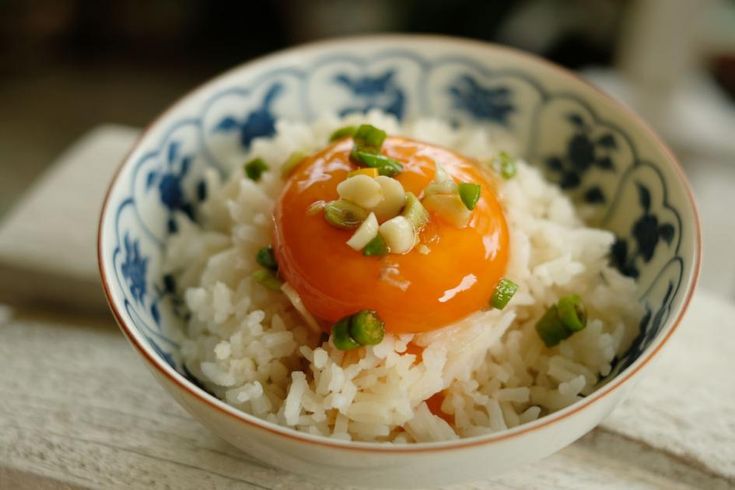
[98,35,701,487]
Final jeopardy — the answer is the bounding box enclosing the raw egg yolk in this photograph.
[273,136,509,334]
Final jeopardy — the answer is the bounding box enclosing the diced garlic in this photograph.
[434,162,451,182]
[346,212,379,251]
[379,216,415,254]
[423,193,472,228]
[370,176,406,221]
[424,180,457,196]
[337,175,383,209]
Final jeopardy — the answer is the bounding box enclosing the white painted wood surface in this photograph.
[0,126,139,312]
[0,292,732,489]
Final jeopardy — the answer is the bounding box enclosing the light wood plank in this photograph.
[1,295,732,489]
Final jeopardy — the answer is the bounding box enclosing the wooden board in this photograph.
[0,292,732,489]
[0,126,138,313]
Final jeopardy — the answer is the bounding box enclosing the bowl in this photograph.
[98,35,701,488]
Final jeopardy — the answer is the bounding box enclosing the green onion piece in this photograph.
[349,310,385,346]
[323,199,369,230]
[353,124,387,151]
[306,200,327,216]
[255,246,278,272]
[401,192,429,231]
[244,158,268,181]
[491,278,518,310]
[497,151,517,179]
[331,317,360,351]
[329,125,358,142]
[535,305,572,347]
[557,294,587,332]
[351,150,403,177]
[458,182,481,210]
[281,150,308,178]
[362,233,389,257]
[252,269,282,291]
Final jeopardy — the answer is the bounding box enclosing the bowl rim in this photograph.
[98,33,702,453]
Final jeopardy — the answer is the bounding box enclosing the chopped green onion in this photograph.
[329,125,358,142]
[491,278,518,309]
[323,199,369,229]
[401,192,429,231]
[497,151,517,179]
[307,200,327,216]
[255,246,278,272]
[351,150,403,177]
[353,124,386,151]
[458,182,481,210]
[281,150,308,178]
[331,310,385,350]
[349,310,385,346]
[252,269,282,291]
[362,233,388,257]
[535,305,571,347]
[557,294,587,332]
[535,295,589,347]
[244,158,268,181]
[331,317,360,351]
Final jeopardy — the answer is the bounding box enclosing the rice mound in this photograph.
[165,111,642,443]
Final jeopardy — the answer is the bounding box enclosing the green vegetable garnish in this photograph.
[491,278,518,310]
[535,295,589,347]
[331,317,360,351]
[362,234,389,257]
[281,151,308,178]
[351,150,403,177]
[252,269,282,291]
[497,151,517,179]
[244,158,269,181]
[255,246,278,272]
[353,124,387,151]
[349,310,385,346]
[323,199,369,229]
[331,310,385,350]
[557,294,587,332]
[535,305,571,347]
[401,192,429,231]
[458,182,481,210]
[329,125,358,142]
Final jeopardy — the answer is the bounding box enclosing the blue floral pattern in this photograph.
[214,82,283,148]
[144,140,203,233]
[334,70,405,119]
[544,112,618,203]
[610,182,676,278]
[120,233,148,304]
[611,280,675,375]
[105,48,692,383]
[449,75,514,125]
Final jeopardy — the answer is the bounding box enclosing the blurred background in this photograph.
[1,0,734,298]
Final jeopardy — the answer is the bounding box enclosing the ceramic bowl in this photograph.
[98,35,701,488]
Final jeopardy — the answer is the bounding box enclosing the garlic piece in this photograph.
[337,174,383,209]
[346,212,379,251]
[370,175,406,221]
[423,193,472,228]
[379,216,415,254]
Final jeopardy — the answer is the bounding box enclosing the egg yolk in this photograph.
[273,136,509,334]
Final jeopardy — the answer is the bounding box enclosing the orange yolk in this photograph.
[273,136,509,334]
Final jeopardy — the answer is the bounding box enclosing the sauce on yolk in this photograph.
[273,136,509,334]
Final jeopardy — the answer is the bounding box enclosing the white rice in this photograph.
[165,110,642,443]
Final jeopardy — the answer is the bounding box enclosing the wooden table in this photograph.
[0,291,732,490]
